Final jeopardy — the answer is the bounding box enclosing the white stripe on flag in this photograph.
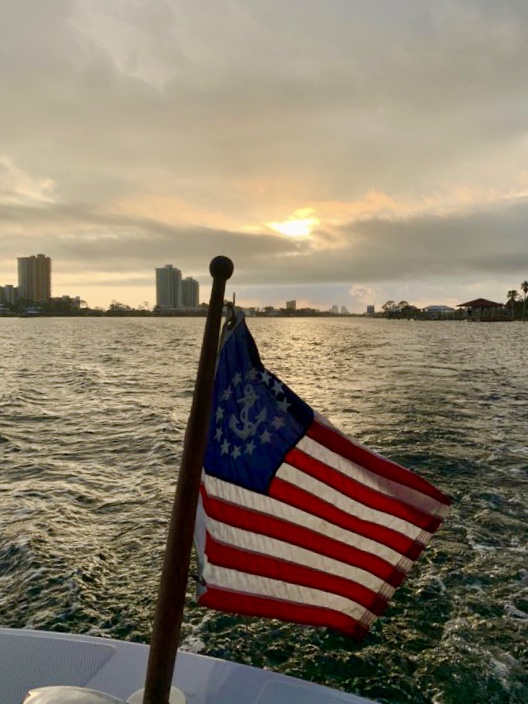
[206,517,397,599]
[203,564,378,624]
[203,476,414,571]
[277,463,430,542]
[299,430,446,516]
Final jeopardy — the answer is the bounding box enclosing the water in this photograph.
[0,317,527,703]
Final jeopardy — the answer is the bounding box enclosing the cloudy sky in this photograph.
[2,1,528,311]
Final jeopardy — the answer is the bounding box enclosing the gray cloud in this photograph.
[2,197,528,288]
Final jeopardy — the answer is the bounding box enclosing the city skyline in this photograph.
[1,253,357,311]
[1,253,349,311]
[2,254,206,311]
[2,3,528,311]
[155,264,200,310]
[2,251,525,313]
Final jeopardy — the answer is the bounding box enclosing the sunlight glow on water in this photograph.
[0,317,527,703]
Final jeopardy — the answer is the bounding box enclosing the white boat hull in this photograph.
[0,628,378,704]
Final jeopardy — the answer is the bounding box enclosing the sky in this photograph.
[2,0,528,312]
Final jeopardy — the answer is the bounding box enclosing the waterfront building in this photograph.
[331,305,339,314]
[156,265,182,309]
[366,305,375,316]
[423,305,454,313]
[286,300,296,311]
[182,276,200,308]
[422,305,455,320]
[0,284,18,304]
[18,254,51,303]
[457,298,505,321]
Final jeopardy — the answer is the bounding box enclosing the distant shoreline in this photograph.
[0,310,364,319]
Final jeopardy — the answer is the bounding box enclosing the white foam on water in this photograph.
[504,602,528,619]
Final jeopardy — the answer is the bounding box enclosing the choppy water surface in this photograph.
[1,317,527,703]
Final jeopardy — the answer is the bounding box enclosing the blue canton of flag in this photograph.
[204,313,313,493]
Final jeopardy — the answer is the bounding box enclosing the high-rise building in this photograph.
[18,254,51,303]
[182,277,200,308]
[155,265,182,309]
[286,300,296,310]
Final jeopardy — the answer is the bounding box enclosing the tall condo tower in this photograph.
[155,264,182,309]
[182,277,200,308]
[18,254,51,303]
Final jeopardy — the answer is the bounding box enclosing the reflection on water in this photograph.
[0,317,527,703]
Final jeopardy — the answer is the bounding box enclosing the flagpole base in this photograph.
[126,687,186,704]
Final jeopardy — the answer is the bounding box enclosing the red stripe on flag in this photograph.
[198,587,370,640]
[205,534,390,616]
[200,486,407,588]
[269,477,424,561]
[287,447,443,532]
[308,421,452,507]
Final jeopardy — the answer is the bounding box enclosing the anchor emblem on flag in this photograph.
[229,383,267,440]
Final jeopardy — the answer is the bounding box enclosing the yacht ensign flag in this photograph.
[194,309,451,638]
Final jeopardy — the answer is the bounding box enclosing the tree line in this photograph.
[380,280,528,321]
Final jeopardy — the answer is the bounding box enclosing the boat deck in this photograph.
[0,628,378,704]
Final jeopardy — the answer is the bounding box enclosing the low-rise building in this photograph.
[456,298,505,321]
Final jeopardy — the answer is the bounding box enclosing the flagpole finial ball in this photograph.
[210,256,234,281]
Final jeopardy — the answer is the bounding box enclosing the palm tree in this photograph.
[507,289,519,320]
[521,281,528,321]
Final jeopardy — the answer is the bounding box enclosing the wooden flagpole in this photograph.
[142,256,234,704]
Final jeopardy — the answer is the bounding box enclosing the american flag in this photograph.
[194,309,451,638]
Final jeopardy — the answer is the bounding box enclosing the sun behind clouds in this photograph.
[267,208,320,238]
